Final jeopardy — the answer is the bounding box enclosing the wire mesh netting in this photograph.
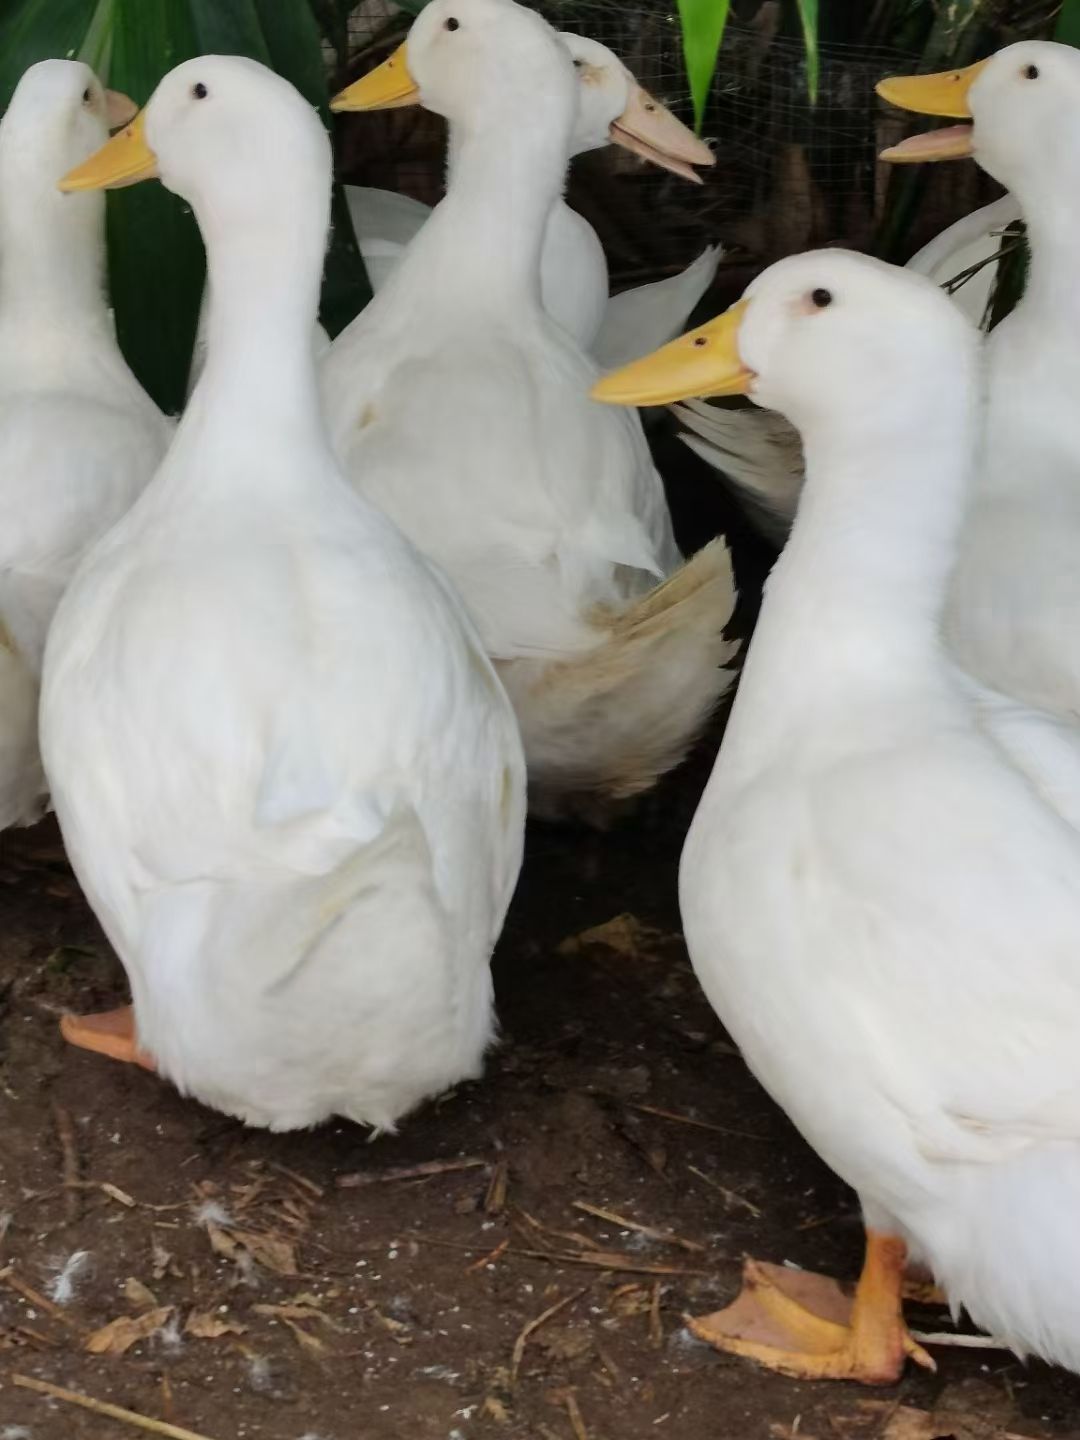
[335,2,995,292]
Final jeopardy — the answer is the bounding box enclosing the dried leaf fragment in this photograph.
[85,1306,174,1356]
[185,1309,248,1339]
[123,1277,159,1310]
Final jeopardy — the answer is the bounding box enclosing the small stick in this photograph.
[563,1390,589,1440]
[13,1374,220,1440]
[629,1104,765,1142]
[909,1330,1013,1350]
[52,1104,81,1223]
[1,1270,82,1331]
[511,1246,708,1277]
[336,1157,488,1188]
[511,1288,586,1382]
[467,1238,509,1273]
[648,1280,663,1349]
[484,1158,508,1215]
[572,1201,705,1253]
[687,1165,763,1219]
[268,1162,324,1198]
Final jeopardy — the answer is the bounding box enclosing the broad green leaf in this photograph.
[0,0,101,109]
[105,0,204,414]
[1056,0,1080,48]
[792,0,819,104]
[675,0,730,134]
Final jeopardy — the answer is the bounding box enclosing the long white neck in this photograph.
[412,91,573,309]
[0,169,110,332]
[719,386,976,776]
[189,196,328,456]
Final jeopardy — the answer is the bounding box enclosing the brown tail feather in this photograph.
[498,539,739,819]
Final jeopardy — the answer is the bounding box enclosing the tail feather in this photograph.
[674,399,804,543]
[499,539,738,816]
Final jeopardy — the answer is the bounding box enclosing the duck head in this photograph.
[332,0,574,136]
[878,40,1080,201]
[59,55,330,231]
[559,33,713,180]
[592,249,975,440]
[0,59,134,211]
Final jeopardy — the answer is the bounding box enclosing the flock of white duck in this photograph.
[2,0,1080,1391]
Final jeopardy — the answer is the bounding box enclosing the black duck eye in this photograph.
[1024,63,1039,80]
[572,58,584,68]
[445,16,460,30]
[82,87,92,104]
[811,288,833,309]
[192,81,208,99]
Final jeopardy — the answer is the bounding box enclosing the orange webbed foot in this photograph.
[688,1236,937,1385]
[60,1006,156,1072]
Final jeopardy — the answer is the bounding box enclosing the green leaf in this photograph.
[0,0,102,110]
[1056,0,1080,48]
[792,0,819,104]
[675,0,730,135]
[105,0,204,415]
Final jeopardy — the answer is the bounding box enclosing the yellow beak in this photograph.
[58,109,157,191]
[331,43,420,112]
[591,300,753,407]
[876,60,987,163]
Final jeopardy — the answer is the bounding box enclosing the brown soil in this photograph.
[2,439,1080,1440]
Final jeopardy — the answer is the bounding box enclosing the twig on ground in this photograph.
[649,1280,663,1348]
[13,1374,220,1440]
[336,1157,488,1188]
[512,1288,587,1383]
[572,1200,705,1253]
[909,1330,1012,1350]
[512,1246,709,1277]
[687,1165,763,1219]
[51,1105,80,1223]
[484,1159,508,1215]
[629,1103,765,1142]
[467,1238,509,1273]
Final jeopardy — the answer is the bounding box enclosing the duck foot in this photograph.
[687,1233,937,1384]
[60,1005,156,1071]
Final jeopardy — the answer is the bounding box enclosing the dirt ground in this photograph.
[3,432,1080,1440]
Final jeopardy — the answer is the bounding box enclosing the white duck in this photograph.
[595,249,1080,1382]
[325,0,736,819]
[43,55,526,1132]
[346,31,719,363]
[878,41,1080,722]
[672,195,1022,540]
[0,60,169,827]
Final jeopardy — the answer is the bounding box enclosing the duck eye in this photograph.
[82,86,92,104]
[445,16,460,30]
[811,288,833,309]
[572,58,584,68]
[692,336,708,348]
[192,81,208,99]
[1024,63,1039,80]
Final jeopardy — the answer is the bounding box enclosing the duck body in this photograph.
[0,61,167,827]
[42,55,525,1131]
[327,0,735,812]
[0,62,168,673]
[607,251,1080,1372]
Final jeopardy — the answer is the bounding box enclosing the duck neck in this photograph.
[0,178,110,332]
[724,393,975,768]
[430,94,572,305]
[1014,188,1080,334]
[193,204,326,444]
